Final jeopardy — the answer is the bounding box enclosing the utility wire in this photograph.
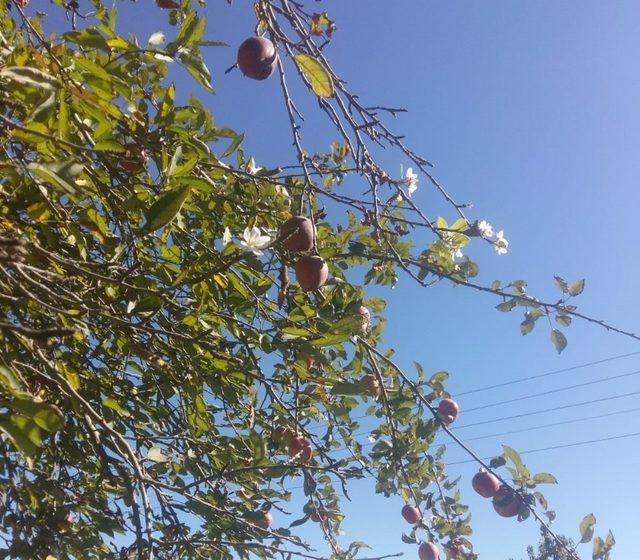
[447,431,640,465]
[462,368,640,413]
[332,404,640,455]
[448,405,640,444]
[346,351,640,422]
[348,386,640,438]
[453,389,640,429]
[454,350,640,397]
[287,430,640,491]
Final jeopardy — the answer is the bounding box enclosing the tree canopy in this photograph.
[0,1,626,559]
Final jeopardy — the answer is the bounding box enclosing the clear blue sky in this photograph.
[48,1,640,558]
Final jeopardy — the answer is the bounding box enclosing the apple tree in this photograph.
[0,1,628,559]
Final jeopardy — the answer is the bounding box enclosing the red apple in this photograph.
[306,357,315,370]
[472,470,501,498]
[237,37,278,80]
[401,504,422,524]
[16,0,29,7]
[295,255,328,291]
[288,436,313,463]
[437,398,459,425]
[255,511,272,529]
[156,0,180,8]
[280,216,315,252]
[310,508,328,523]
[418,541,439,560]
[359,374,381,398]
[492,485,522,518]
[120,142,148,173]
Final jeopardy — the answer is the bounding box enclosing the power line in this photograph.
[347,385,640,439]
[334,404,640,455]
[446,405,640,444]
[453,389,640,430]
[345,351,640,422]
[454,350,640,397]
[462,368,640,413]
[287,430,640,490]
[447,430,640,465]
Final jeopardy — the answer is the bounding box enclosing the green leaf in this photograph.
[0,416,41,457]
[496,299,516,312]
[533,472,558,485]
[330,381,363,396]
[10,399,64,432]
[294,54,334,97]
[143,185,191,232]
[550,328,567,354]
[179,50,214,93]
[27,162,79,195]
[102,397,131,418]
[556,314,572,327]
[554,275,568,293]
[568,279,585,296]
[502,445,526,472]
[579,513,596,543]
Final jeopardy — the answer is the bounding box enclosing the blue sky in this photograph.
[206,3,640,557]
[46,1,640,558]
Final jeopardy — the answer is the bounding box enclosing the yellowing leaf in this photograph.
[294,54,334,97]
[106,37,128,49]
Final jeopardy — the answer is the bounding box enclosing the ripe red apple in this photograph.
[156,0,180,9]
[437,398,459,425]
[306,357,315,370]
[359,374,381,398]
[120,143,148,173]
[310,508,328,523]
[237,37,278,80]
[472,470,501,498]
[255,511,272,529]
[492,485,522,518]
[418,541,439,560]
[401,504,422,524]
[280,216,315,252]
[288,436,313,463]
[295,255,328,291]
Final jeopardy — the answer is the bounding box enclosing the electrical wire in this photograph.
[462,368,640,413]
[454,350,640,397]
[332,404,640,455]
[286,430,640,491]
[453,389,640,429]
[447,431,640,465]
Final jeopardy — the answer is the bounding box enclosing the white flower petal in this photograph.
[148,32,165,46]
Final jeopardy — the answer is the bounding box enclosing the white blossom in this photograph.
[148,32,165,46]
[247,157,263,175]
[477,220,494,238]
[400,165,418,196]
[240,226,271,256]
[494,230,509,255]
[222,227,232,247]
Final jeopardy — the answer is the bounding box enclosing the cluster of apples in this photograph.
[273,425,314,464]
[472,470,522,518]
[279,216,328,291]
